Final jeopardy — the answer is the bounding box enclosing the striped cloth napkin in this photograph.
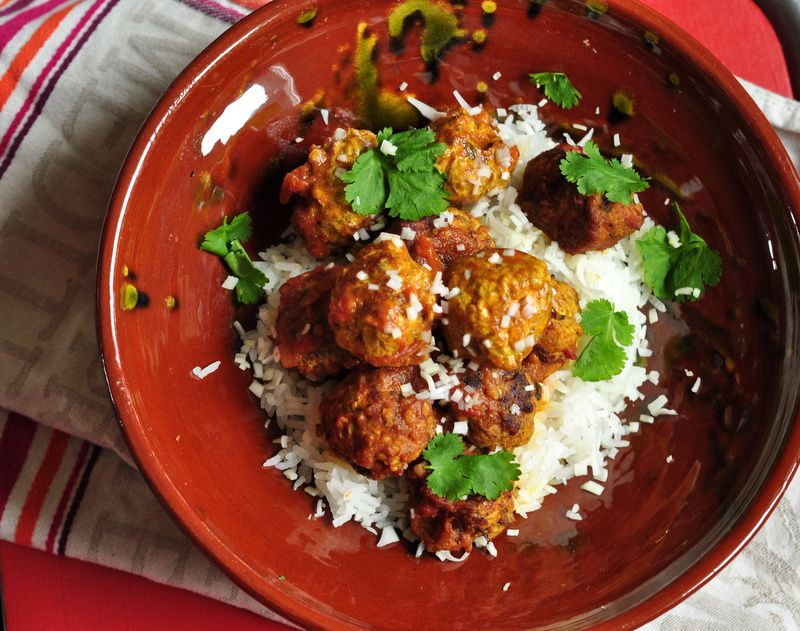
[0,1,798,628]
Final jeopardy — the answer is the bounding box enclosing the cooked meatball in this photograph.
[274,265,359,381]
[328,237,436,367]
[389,208,495,273]
[518,143,644,254]
[443,249,552,370]
[281,128,377,259]
[408,461,516,553]
[431,109,519,206]
[319,367,437,479]
[450,366,540,450]
[525,279,583,382]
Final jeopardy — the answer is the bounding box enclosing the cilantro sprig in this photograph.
[423,433,520,502]
[573,299,635,382]
[560,141,649,204]
[200,212,267,305]
[342,127,449,220]
[200,212,253,255]
[636,203,722,302]
[529,72,582,109]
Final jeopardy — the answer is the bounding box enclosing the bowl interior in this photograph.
[99,0,800,629]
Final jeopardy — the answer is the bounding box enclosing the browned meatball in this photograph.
[389,208,495,273]
[443,249,552,370]
[431,109,520,206]
[328,237,436,367]
[274,265,360,381]
[281,128,377,259]
[518,144,644,254]
[450,366,541,450]
[319,367,438,479]
[525,279,583,382]
[408,461,516,553]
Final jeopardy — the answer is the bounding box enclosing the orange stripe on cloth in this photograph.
[13,429,70,546]
[0,2,76,111]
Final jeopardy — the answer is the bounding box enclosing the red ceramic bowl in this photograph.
[98,0,800,629]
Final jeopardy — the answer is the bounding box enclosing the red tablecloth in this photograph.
[0,1,792,629]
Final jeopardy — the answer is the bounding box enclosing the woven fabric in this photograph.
[0,0,798,627]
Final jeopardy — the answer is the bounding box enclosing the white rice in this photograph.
[236,102,668,554]
[192,360,221,379]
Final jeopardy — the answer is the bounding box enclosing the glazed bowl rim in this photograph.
[97,0,800,629]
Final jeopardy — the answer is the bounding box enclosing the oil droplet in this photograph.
[120,283,139,311]
[296,7,317,25]
[355,23,419,129]
[387,0,464,62]
[612,91,635,116]
[644,30,659,48]
[585,0,608,16]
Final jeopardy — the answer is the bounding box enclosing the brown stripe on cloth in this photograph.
[57,443,100,555]
[44,440,91,553]
[0,412,37,516]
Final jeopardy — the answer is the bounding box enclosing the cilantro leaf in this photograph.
[375,127,393,144]
[673,206,722,290]
[342,127,449,220]
[560,141,649,204]
[200,213,253,256]
[578,299,635,345]
[423,433,520,502]
[223,241,268,305]
[529,72,582,109]
[342,150,386,215]
[573,299,634,382]
[386,168,449,220]
[425,432,465,463]
[200,213,267,305]
[424,433,471,501]
[636,225,672,298]
[461,451,519,500]
[636,203,722,302]
[388,128,447,172]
